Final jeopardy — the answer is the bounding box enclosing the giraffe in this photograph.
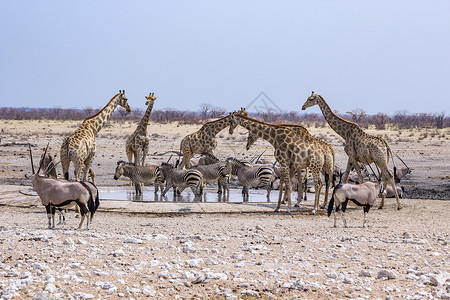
[178,108,247,169]
[60,90,131,184]
[228,113,326,214]
[301,92,402,209]
[125,92,157,166]
[247,123,335,208]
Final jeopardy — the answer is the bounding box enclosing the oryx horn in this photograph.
[36,142,50,175]
[28,143,35,174]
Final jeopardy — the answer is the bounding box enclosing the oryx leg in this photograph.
[76,201,90,230]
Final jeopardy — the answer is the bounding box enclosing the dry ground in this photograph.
[0,119,449,299]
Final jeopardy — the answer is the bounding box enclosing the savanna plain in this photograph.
[0,119,449,299]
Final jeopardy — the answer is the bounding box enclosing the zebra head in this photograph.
[114,160,129,180]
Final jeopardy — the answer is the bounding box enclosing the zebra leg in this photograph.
[135,181,142,196]
[161,183,172,197]
[266,180,271,201]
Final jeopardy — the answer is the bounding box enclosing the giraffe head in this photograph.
[118,90,132,112]
[228,108,248,134]
[301,91,320,110]
[246,132,258,151]
[145,92,157,105]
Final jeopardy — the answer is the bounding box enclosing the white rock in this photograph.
[377,269,397,280]
[343,276,354,284]
[68,263,80,269]
[71,292,95,299]
[241,289,259,297]
[20,271,32,279]
[150,259,160,267]
[110,248,125,256]
[426,272,448,286]
[45,283,57,293]
[206,272,228,280]
[142,285,156,296]
[359,270,372,277]
[192,274,207,284]
[186,258,203,268]
[93,270,108,276]
[181,271,195,279]
[30,262,48,270]
[124,237,143,244]
[63,238,75,245]
[326,271,337,279]
[77,238,88,245]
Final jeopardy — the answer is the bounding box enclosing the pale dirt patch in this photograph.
[0,120,449,298]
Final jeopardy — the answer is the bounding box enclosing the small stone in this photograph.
[377,269,397,280]
[359,270,372,277]
[142,286,156,296]
[124,237,143,244]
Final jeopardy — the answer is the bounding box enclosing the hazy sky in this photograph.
[1,0,449,115]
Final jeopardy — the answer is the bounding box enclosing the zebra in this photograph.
[192,162,232,196]
[159,162,204,198]
[114,161,164,196]
[225,157,275,201]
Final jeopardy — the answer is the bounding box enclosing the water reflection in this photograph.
[99,186,309,203]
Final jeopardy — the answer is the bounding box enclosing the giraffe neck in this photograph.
[201,116,229,137]
[136,99,155,135]
[82,95,120,134]
[316,96,358,140]
[236,116,278,147]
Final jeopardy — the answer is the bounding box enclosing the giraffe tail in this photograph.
[384,140,396,170]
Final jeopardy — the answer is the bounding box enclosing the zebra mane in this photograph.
[226,157,246,166]
[117,160,135,166]
[161,162,174,168]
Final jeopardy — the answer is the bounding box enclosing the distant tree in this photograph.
[435,113,445,129]
[200,103,213,118]
[209,106,226,118]
[346,108,366,123]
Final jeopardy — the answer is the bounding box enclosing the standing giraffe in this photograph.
[229,113,326,214]
[301,92,402,209]
[60,90,131,184]
[178,109,247,169]
[246,123,335,208]
[125,92,157,166]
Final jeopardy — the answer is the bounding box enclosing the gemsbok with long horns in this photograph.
[29,144,99,229]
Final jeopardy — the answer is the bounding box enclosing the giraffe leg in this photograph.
[379,167,403,209]
[342,159,353,183]
[275,174,285,212]
[295,169,303,207]
[320,172,332,209]
[61,158,70,181]
[349,157,365,183]
[126,144,133,163]
[311,168,323,215]
[284,174,292,214]
[73,159,83,182]
[179,151,192,169]
[136,148,143,167]
[142,140,149,166]
[82,153,95,182]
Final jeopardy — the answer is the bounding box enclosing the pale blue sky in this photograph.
[1,0,449,115]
